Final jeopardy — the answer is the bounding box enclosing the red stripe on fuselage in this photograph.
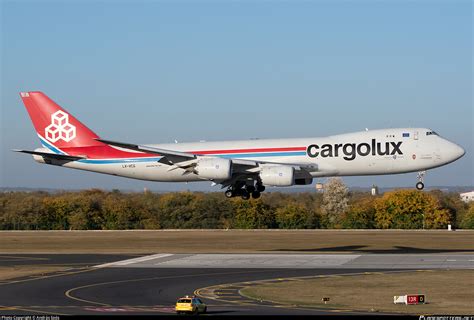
[62,145,158,159]
[193,146,306,155]
[61,145,307,159]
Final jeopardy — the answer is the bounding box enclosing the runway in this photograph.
[95,253,474,269]
[0,253,473,315]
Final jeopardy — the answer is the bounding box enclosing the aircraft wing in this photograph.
[97,139,333,179]
[12,149,85,161]
[95,139,196,164]
[97,139,264,166]
[97,139,309,167]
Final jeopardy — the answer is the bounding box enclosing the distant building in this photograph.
[460,191,474,203]
[371,185,379,196]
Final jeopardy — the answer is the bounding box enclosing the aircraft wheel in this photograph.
[241,190,250,200]
[246,185,256,193]
[225,190,234,198]
[256,184,265,192]
[416,182,424,190]
[252,191,261,199]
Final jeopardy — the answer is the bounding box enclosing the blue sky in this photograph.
[1,1,472,191]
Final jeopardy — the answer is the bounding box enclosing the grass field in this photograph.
[0,229,473,254]
[240,270,474,314]
[0,265,70,281]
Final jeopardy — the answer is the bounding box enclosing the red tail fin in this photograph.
[20,92,103,149]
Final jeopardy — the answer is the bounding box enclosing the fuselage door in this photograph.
[413,131,419,140]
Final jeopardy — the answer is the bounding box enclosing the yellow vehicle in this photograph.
[175,296,207,315]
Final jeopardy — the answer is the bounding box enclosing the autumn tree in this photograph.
[232,199,275,229]
[157,192,199,228]
[0,189,467,230]
[321,178,349,227]
[0,192,44,230]
[374,190,452,229]
[460,202,474,229]
[429,190,469,228]
[275,202,320,229]
[67,190,105,230]
[342,197,376,229]
[41,196,72,230]
[137,192,162,229]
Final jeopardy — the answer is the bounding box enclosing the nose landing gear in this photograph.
[416,171,426,190]
[416,181,424,190]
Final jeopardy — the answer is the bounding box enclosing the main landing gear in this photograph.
[225,183,265,200]
[416,171,426,190]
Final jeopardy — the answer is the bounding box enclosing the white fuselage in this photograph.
[38,128,465,183]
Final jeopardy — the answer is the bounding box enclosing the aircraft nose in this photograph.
[449,142,465,161]
[454,143,465,159]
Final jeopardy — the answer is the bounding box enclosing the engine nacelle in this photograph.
[259,166,295,187]
[195,157,232,180]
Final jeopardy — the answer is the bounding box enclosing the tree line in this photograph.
[1,179,473,230]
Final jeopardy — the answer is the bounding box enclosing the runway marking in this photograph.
[65,288,111,306]
[85,307,129,312]
[18,263,101,267]
[0,267,99,287]
[83,306,167,313]
[64,269,280,309]
[5,306,69,315]
[0,302,248,317]
[93,253,174,268]
[0,306,16,310]
[195,270,427,315]
[217,288,238,291]
[0,255,49,262]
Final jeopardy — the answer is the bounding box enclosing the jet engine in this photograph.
[195,157,232,180]
[259,166,295,186]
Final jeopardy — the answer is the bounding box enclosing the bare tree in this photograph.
[321,178,349,226]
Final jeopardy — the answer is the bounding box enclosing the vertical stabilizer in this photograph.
[20,92,103,149]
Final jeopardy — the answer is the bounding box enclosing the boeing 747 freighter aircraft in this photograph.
[15,92,465,199]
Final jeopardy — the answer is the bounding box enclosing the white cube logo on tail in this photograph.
[45,110,76,143]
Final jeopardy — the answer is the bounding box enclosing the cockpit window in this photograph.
[426,131,438,136]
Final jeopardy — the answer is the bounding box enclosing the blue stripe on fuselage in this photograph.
[218,151,307,159]
[79,157,163,164]
[77,151,307,164]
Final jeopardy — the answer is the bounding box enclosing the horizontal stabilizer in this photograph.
[12,149,85,161]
